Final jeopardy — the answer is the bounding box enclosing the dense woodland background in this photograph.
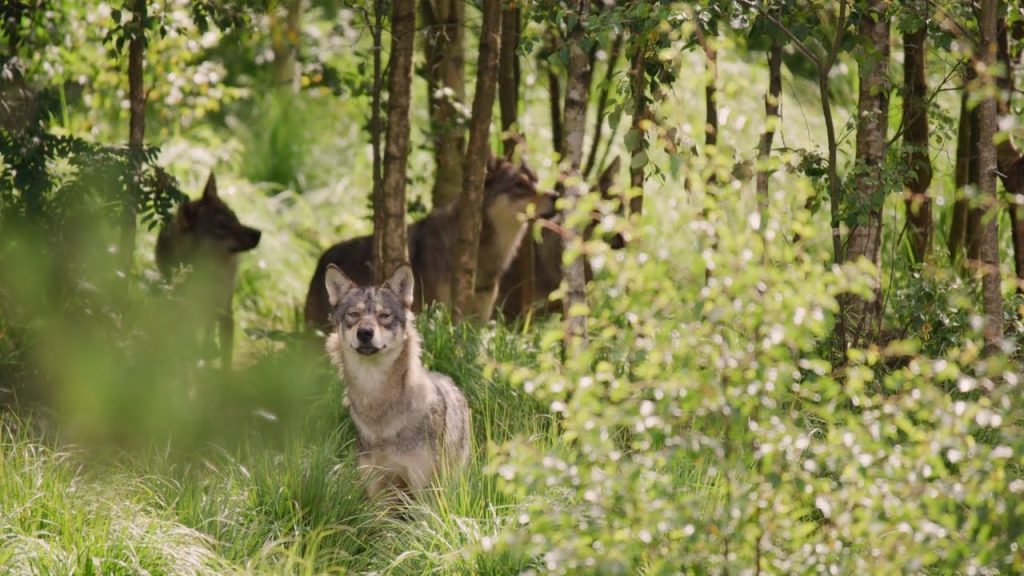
[2,0,1024,573]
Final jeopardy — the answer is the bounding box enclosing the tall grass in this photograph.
[0,309,568,575]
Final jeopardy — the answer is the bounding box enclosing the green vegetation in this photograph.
[2,1,1024,574]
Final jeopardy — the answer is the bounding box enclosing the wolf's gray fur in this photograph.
[324,264,471,498]
[305,156,555,330]
[155,173,261,370]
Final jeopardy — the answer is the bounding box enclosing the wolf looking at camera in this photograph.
[155,173,261,370]
[324,264,471,498]
[304,156,556,331]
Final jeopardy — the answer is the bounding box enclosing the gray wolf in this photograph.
[155,173,261,370]
[324,264,471,498]
[498,157,623,319]
[304,156,556,331]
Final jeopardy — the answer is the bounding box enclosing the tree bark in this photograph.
[497,4,533,314]
[423,0,466,207]
[699,24,718,153]
[977,0,1003,346]
[627,30,649,216]
[498,3,520,157]
[756,41,783,210]
[376,0,415,281]
[901,6,932,263]
[583,32,623,179]
[450,0,502,322]
[545,31,564,158]
[562,0,591,345]
[948,91,973,261]
[370,0,385,281]
[845,1,889,348]
[271,0,303,91]
[995,14,1024,293]
[122,0,147,278]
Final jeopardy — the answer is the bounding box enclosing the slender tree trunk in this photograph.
[948,91,973,261]
[901,7,932,263]
[977,0,1003,346]
[756,41,783,210]
[627,30,649,216]
[583,32,623,179]
[376,0,415,281]
[546,31,564,158]
[562,0,591,345]
[451,0,502,322]
[271,0,303,91]
[699,24,718,154]
[497,3,534,315]
[966,105,983,262]
[122,0,147,277]
[370,1,385,281]
[845,1,889,348]
[423,0,466,207]
[498,3,520,157]
[996,15,1024,292]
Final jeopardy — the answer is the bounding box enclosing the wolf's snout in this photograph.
[356,327,374,344]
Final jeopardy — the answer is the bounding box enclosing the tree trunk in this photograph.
[271,0,303,90]
[756,41,783,210]
[561,0,591,345]
[901,7,932,263]
[845,1,889,347]
[948,91,973,261]
[498,3,520,157]
[122,0,147,278]
[370,0,385,281]
[497,4,533,314]
[699,24,718,153]
[627,30,649,216]
[545,31,564,158]
[996,14,1024,293]
[375,0,415,281]
[423,0,466,207]
[450,0,502,322]
[583,32,623,179]
[977,0,1003,346]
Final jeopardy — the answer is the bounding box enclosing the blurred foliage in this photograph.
[0,0,1023,574]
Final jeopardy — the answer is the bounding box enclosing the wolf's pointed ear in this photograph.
[325,264,355,307]
[384,265,415,308]
[202,172,218,200]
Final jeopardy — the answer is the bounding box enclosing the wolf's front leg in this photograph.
[465,285,500,322]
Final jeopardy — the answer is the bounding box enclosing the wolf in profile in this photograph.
[498,157,624,319]
[324,264,471,498]
[155,173,261,370]
[304,156,556,331]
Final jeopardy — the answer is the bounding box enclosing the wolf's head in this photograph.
[483,157,558,228]
[324,265,414,357]
[178,173,262,254]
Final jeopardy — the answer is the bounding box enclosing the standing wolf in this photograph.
[304,156,555,330]
[324,264,471,498]
[155,173,261,370]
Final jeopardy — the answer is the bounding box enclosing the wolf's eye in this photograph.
[346,310,360,320]
[379,312,393,321]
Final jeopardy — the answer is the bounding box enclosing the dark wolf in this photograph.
[155,173,261,370]
[324,264,471,498]
[498,157,623,318]
[304,156,555,330]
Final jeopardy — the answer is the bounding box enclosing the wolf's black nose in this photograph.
[356,327,374,343]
